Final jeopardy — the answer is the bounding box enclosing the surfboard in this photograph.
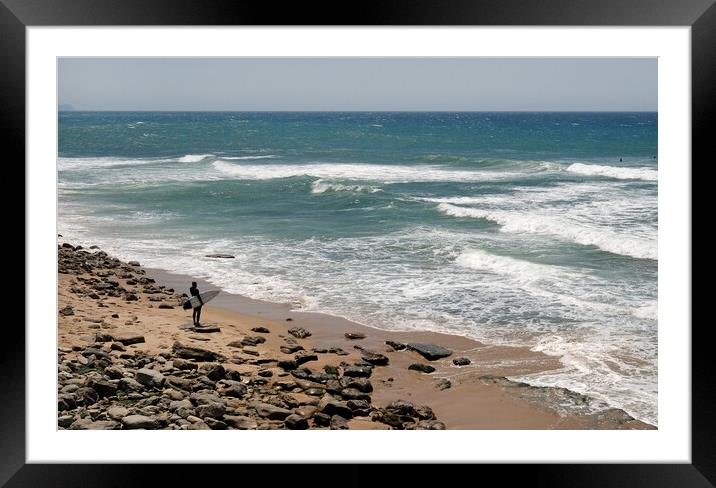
[182,289,220,310]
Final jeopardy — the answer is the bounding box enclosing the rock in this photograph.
[250,401,292,420]
[257,369,273,378]
[278,359,298,371]
[75,387,99,406]
[251,326,270,334]
[136,368,166,388]
[342,364,372,378]
[110,342,126,352]
[107,406,130,420]
[406,343,453,360]
[224,415,258,430]
[122,415,160,430]
[172,341,224,362]
[166,376,194,392]
[280,343,304,354]
[330,415,349,430]
[328,347,349,356]
[58,415,75,428]
[81,347,112,360]
[198,363,225,381]
[89,379,118,398]
[344,332,366,340]
[158,303,174,309]
[385,340,406,351]
[241,336,266,346]
[205,254,235,259]
[173,358,198,371]
[288,327,311,339]
[318,397,353,419]
[418,419,446,430]
[340,377,373,393]
[415,405,436,420]
[112,334,145,346]
[95,333,113,343]
[118,377,144,392]
[59,306,74,316]
[104,367,124,380]
[360,350,389,366]
[313,412,331,427]
[196,403,226,419]
[435,379,452,390]
[452,357,471,366]
[340,388,371,402]
[284,414,309,430]
[111,313,119,318]
[205,418,228,430]
[217,380,247,398]
[125,293,139,301]
[324,365,340,376]
[58,394,77,411]
[295,352,318,366]
[70,419,121,430]
[408,363,435,374]
[128,261,141,266]
[192,325,221,333]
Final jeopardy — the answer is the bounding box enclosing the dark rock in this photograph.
[196,403,226,419]
[198,363,225,381]
[173,358,198,371]
[452,357,471,366]
[128,261,141,266]
[192,325,221,333]
[288,327,311,339]
[172,341,224,362]
[251,326,270,334]
[122,415,159,429]
[95,333,113,343]
[277,359,298,371]
[158,303,174,309]
[406,343,453,360]
[340,388,371,402]
[435,379,452,390]
[385,340,406,351]
[409,363,435,374]
[118,377,144,392]
[340,377,373,393]
[360,350,389,366]
[135,368,166,388]
[112,334,145,346]
[75,387,99,406]
[104,366,124,380]
[125,293,139,301]
[324,365,340,376]
[280,343,304,354]
[312,412,331,427]
[328,347,349,356]
[70,419,121,430]
[205,254,235,259]
[342,364,372,378]
[257,369,273,378]
[284,414,309,430]
[59,306,74,316]
[318,397,353,419]
[217,380,247,398]
[205,418,228,430]
[166,376,194,392]
[110,342,126,352]
[227,340,244,348]
[89,379,118,398]
[111,313,119,318]
[346,399,372,415]
[58,394,77,411]
[330,415,349,430]
[295,352,318,366]
[241,336,266,346]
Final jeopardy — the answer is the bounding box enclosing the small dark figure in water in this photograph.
[619,157,623,162]
[190,281,204,326]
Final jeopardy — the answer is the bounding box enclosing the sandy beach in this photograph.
[57,242,654,430]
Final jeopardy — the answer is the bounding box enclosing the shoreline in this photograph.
[58,241,655,429]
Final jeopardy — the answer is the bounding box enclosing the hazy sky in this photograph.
[58,58,657,111]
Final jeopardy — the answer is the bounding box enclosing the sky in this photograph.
[58,58,657,112]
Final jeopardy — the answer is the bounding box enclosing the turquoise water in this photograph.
[58,111,658,424]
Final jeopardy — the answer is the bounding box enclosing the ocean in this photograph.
[58,111,658,425]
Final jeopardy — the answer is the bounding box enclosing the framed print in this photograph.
[5,0,712,485]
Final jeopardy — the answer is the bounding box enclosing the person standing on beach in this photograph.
[190,281,204,326]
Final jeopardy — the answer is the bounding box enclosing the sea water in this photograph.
[58,111,658,424]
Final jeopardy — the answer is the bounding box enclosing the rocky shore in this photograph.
[57,242,654,430]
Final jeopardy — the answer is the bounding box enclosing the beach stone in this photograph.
[81,347,112,361]
[313,412,331,427]
[340,377,373,393]
[173,358,198,371]
[280,344,304,354]
[59,306,74,316]
[75,387,99,406]
[278,359,298,371]
[157,303,175,309]
[360,350,389,366]
[70,419,121,430]
[110,342,126,352]
[198,363,225,381]
[323,365,340,376]
[58,415,75,428]
[112,334,145,346]
[165,376,194,392]
[340,388,371,402]
[205,418,228,430]
[196,403,226,420]
[406,343,453,360]
[118,377,145,392]
[346,399,372,415]
[418,419,446,430]
[205,254,235,259]
[136,368,166,389]
[227,340,244,348]
[295,352,318,366]
[122,415,160,430]
[95,333,113,343]
[224,416,258,430]
[284,414,309,430]
[342,364,372,378]
[250,401,292,420]
[257,369,273,377]
[107,406,130,420]
[58,394,77,411]
[436,379,452,390]
[251,326,270,333]
[217,380,247,398]
[172,341,224,362]
[288,327,311,339]
[318,396,353,419]
[344,332,366,340]
[329,347,349,356]
[125,293,139,301]
[453,357,471,366]
[89,379,118,398]
[408,363,435,374]
[330,415,349,430]
[128,261,141,267]
[241,336,266,346]
[385,340,406,351]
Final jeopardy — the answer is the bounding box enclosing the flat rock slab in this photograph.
[173,341,224,362]
[344,332,366,340]
[122,415,160,430]
[192,326,221,333]
[409,363,436,374]
[406,343,453,360]
[112,334,146,346]
[250,401,292,420]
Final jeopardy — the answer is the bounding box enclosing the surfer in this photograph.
[189,281,204,326]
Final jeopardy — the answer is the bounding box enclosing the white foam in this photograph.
[212,160,524,183]
[177,154,215,163]
[567,162,658,181]
[310,179,382,194]
[633,302,658,320]
[222,155,278,160]
[437,203,657,260]
[455,248,563,282]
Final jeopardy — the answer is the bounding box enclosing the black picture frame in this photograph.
[5,0,712,485]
